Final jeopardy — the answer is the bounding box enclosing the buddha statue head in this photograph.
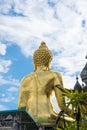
[33,41,53,71]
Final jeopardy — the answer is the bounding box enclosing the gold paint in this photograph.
[18,41,71,124]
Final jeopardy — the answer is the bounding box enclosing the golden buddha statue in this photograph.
[18,41,71,124]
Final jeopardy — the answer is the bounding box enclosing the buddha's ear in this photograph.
[34,64,37,72]
[47,64,51,70]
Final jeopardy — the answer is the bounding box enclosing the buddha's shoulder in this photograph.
[50,70,62,76]
[21,72,35,82]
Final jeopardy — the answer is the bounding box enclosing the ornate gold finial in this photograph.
[38,41,48,50]
[40,41,46,45]
[33,41,53,71]
[39,41,47,48]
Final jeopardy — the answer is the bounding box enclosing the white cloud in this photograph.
[0,42,7,55]
[0,75,19,86]
[8,86,18,92]
[0,97,15,103]
[0,59,12,73]
[0,104,8,110]
[0,0,87,89]
[0,0,13,14]
[1,93,5,97]
[1,98,11,103]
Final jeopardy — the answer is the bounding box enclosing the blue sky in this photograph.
[0,0,87,112]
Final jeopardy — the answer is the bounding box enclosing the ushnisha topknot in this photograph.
[33,41,53,69]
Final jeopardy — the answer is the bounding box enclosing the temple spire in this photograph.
[74,76,82,92]
[80,54,87,87]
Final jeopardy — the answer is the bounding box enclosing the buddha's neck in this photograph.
[35,65,50,72]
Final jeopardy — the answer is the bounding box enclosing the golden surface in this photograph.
[18,42,71,124]
[33,41,52,71]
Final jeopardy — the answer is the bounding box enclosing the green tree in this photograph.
[56,86,87,130]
